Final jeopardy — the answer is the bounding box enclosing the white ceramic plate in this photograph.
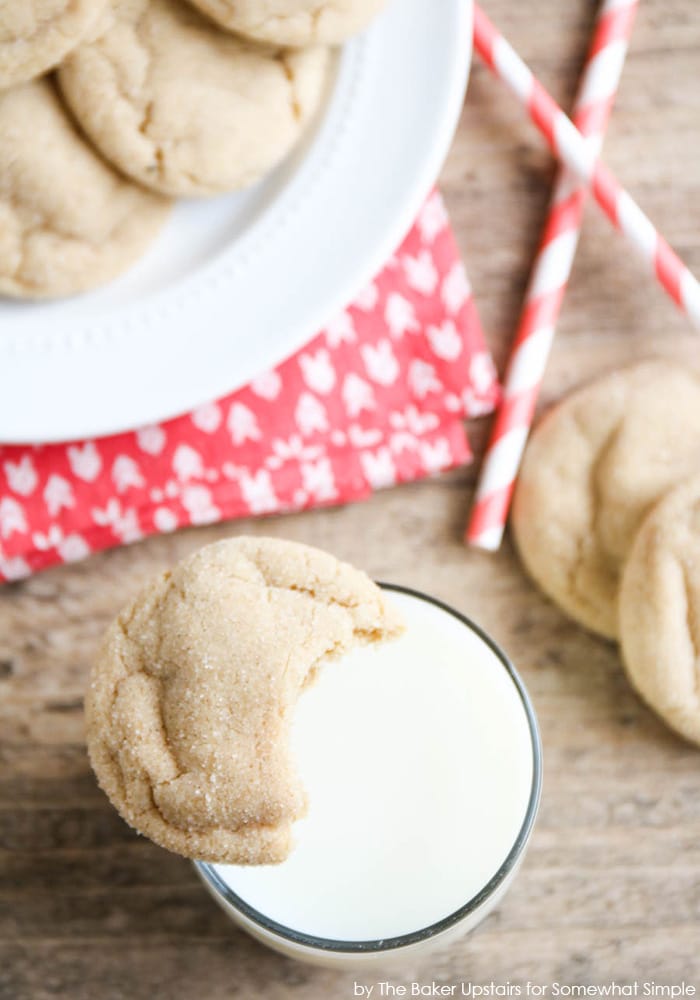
[0,0,472,444]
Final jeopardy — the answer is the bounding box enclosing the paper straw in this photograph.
[467,0,639,550]
[473,4,700,326]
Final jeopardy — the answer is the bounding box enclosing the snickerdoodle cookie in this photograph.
[85,537,404,864]
[184,0,387,45]
[512,360,700,639]
[619,474,700,747]
[0,79,170,299]
[0,0,106,90]
[58,0,329,197]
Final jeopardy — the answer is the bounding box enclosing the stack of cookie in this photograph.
[0,0,386,299]
[512,359,700,748]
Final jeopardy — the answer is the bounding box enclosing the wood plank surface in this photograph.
[2,1,700,996]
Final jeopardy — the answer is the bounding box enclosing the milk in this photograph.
[207,587,539,947]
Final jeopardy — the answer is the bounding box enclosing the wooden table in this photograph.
[2,2,700,996]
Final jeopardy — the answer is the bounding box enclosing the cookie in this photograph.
[184,0,387,45]
[85,537,404,864]
[58,0,329,197]
[0,79,170,299]
[512,360,700,639]
[619,474,700,746]
[0,0,106,90]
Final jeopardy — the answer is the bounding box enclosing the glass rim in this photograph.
[195,582,543,955]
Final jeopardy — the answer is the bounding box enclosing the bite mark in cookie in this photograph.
[85,537,404,864]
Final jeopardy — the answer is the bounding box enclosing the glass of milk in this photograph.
[195,584,542,968]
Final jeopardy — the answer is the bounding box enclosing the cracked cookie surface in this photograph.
[58,0,329,197]
[619,474,700,746]
[512,360,700,639]
[0,79,170,299]
[85,536,404,864]
[0,0,107,89]
[184,0,387,46]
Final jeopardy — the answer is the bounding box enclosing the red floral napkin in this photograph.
[0,193,498,582]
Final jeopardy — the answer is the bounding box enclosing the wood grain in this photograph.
[2,1,700,996]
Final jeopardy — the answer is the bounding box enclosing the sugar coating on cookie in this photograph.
[0,0,107,90]
[0,79,171,299]
[85,537,404,864]
[512,360,700,639]
[619,474,700,747]
[58,0,330,197]
[184,0,387,45]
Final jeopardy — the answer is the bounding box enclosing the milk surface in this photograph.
[213,589,535,942]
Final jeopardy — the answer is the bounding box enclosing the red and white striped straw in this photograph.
[467,3,700,551]
[467,0,639,550]
[472,4,700,327]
